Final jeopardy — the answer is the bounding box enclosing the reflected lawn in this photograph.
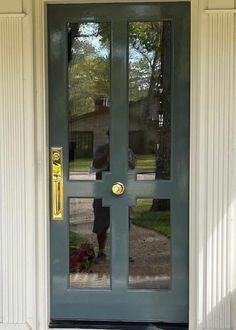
[69,158,92,172]
[69,154,156,173]
[135,154,156,172]
[132,199,170,238]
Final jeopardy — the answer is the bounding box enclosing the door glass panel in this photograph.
[68,22,110,180]
[128,22,171,180]
[129,198,171,289]
[69,198,111,288]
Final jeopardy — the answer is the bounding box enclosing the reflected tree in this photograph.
[68,23,110,116]
[129,22,171,211]
[152,22,171,211]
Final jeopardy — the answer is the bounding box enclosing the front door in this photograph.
[48,3,190,324]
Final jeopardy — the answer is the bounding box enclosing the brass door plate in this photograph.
[51,147,64,220]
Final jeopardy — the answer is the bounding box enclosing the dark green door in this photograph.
[48,3,190,323]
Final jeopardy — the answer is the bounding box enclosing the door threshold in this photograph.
[49,320,188,329]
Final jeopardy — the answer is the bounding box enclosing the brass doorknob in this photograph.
[112,182,125,195]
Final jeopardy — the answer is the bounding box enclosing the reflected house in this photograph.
[70,95,171,178]
[69,98,110,160]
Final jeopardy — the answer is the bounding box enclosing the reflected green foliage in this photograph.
[68,23,110,116]
[129,59,150,102]
[70,230,83,247]
[132,199,170,238]
[129,22,163,103]
[130,22,162,53]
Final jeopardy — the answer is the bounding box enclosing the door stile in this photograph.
[111,203,130,292]
[110,19,129,177]
[109,19,130,292]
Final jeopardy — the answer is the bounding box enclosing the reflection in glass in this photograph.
[128,22,171,180]
[129,199,171,289]
[69,198,110,288]
[68,22,110,179]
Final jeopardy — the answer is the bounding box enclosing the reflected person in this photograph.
[91,131,136,262]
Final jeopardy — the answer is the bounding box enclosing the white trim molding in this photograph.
[0,13,25,17]
[204,329,233,330]
[205,9,236,14]
[0,324,32,330]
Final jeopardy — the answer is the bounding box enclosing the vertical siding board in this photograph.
[204,12,234,330]
[223,13,230,328]
[0,17,26,325]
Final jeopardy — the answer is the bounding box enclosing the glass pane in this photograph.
[128,22,171,180]
[129,199,171,289]
[68,22,110,180]
[69,198,111,288]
